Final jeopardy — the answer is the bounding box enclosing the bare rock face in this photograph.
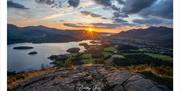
[15,65,171,91]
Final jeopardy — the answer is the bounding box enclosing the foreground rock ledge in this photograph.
[16,64,171,91]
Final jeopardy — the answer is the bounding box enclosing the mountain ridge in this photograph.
[111,26,173,49]
[8,24,100,44]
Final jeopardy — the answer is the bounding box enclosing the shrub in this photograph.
[113,54,172,67]
[104,46,117,53]
[81,54,95,64]
[103,52,113,59]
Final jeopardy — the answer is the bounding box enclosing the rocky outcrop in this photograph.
[15,64,171,91]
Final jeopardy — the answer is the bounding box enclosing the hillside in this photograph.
[110,26,173,49]
[8,24,100,44]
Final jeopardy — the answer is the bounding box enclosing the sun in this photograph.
[87,28,93,32]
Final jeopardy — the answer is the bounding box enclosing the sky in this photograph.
[7,0,173,33]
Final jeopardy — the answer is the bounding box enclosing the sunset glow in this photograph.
[8,0,172,33]
[87,28,93,32]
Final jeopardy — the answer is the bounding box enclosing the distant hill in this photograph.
[110,26,173,49]
[8,24,101,44]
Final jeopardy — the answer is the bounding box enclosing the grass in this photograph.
[8,67,56,90]
[145,53,173,61]
[128,65,173,77]
[104,46,117,53]
[113,54,173,67]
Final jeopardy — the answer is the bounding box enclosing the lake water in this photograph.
[8,40,98,72]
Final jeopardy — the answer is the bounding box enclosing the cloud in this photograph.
[35,0,55,5]
[116,0,125,4]
[68,0,80,8]
[81,11,100,17]
[80,11,107,19]
[7,1,29,9]
[123,0,157,14]
[113,12,128,18]
[140,0,173,19]
[63,23,129,29]
[133,18,162,25]
[113,18,127,23]
[35,0,80,8]
[94,0,124,7]
[133,17,173,27]
[94,0,112,6]
[63,23,86,28]
[91,23,121,29]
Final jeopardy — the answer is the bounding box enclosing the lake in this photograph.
[8,40,98,72]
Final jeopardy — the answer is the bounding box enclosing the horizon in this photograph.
[8,23,173,34]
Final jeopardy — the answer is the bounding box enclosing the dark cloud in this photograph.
[35,0,55,5]
[117,0,125,4]
[113,18,127,23]
[63,23,122,29]
[123,0,157,14]
[94,0,124,7]
[133,17,173,28]
[81,11,101,17]
[7,1,29,9]
[133,18,163,25]
[140,0,173,19]
[113,12,128,18]
[94,0,173,24]
[68,0,80,8]
[35,0,80,8]
[80,11,107,19]
[91,23,121,29]
[94,0,112,6]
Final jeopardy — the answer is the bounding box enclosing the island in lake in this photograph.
[28,51,38,55]
[13,46,34,50]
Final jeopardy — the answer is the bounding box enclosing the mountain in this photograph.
[8,24,100,44]
[110,26,173,49]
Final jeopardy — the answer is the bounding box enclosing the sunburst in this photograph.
[87,28,93,32]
